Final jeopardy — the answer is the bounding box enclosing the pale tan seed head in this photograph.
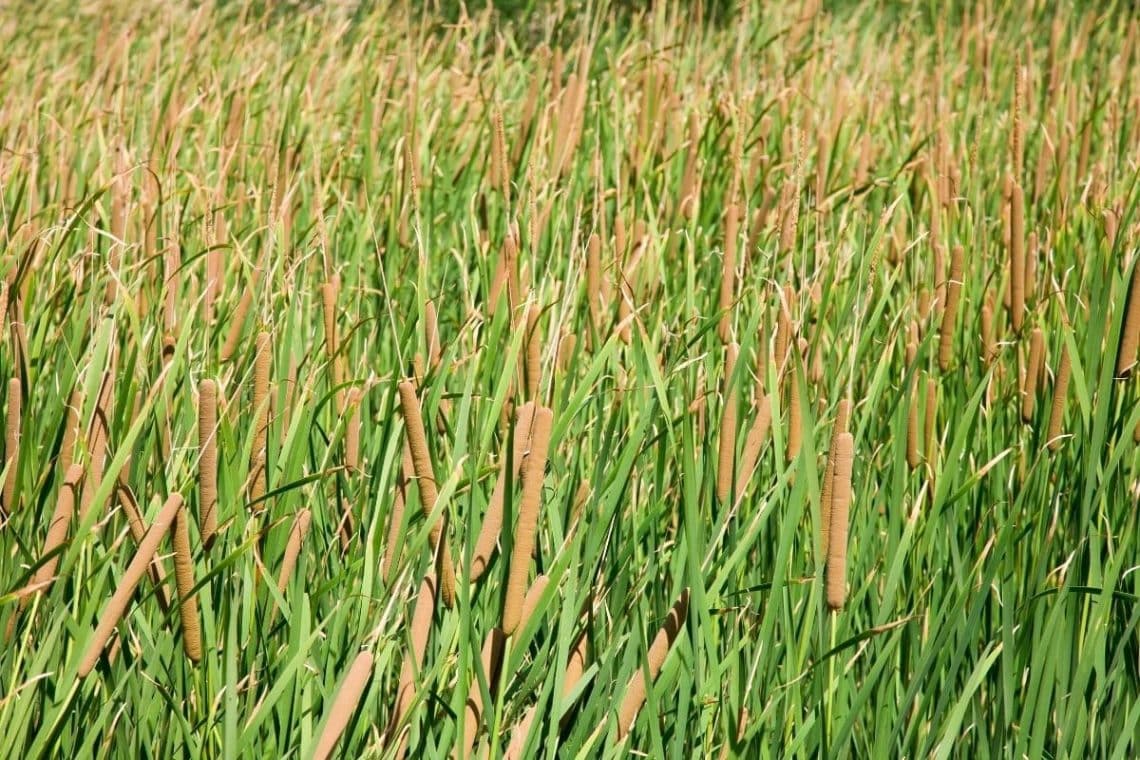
[826,433,854,611]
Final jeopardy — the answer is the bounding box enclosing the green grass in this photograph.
[1,0,1139,757]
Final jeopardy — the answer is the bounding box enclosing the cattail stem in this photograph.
[612,589,690,741]
[826,433,854,611]
[524,304,542,401]
[397,381,457,607]
[502,406,554,635]
[78,493,183,678]
[716,343,739,502]
[471,403,536,581]
[172,502,202,663]
[198,379,219,547]
[314,651,374,760]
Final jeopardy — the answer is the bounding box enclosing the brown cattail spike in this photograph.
[826,433,854,610]
[613,588,690,740]
[397,381,457,607]
[198,379,219,547]
[1010,181,1026,332]
[939,244,964,371]
[718,204,739,343]
[278,508,313,592]
[314,651,374,760]
[502,406,554,635]
[250,332,271,508]
[716,343,739,502]
[471,403,536,581]
[1116,257,1140,378]
[1023,327,1045,422]
[78,493,184,678]
[820,399,851,558]
[172,502,202,663]
[3,377,21,515]
[1048,341,1071,450]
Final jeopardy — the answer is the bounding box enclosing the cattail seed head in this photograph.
[1047,342,1071,450]
[198,379,219,547]
[718,204,739,342]
[826,433,854,611]
[172,502,202,663]
[1023,327,1045,422]
[613,588,689,740]
[1010,181,1026,332]
[277,508,312,593]
[502,406,553,635]
[397,381,457,607]
[1116,257,1140,378]
[250,331,271,508]
[3,377,21,514]
[314,651,374,760]
[471,402,536,581]
[938,244,964,371]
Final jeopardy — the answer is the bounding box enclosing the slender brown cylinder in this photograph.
[314,651,374,760]
[502,406,554,635]
[1023,327,1045,421]
[3,377,21,514]
[820,399,851,558]
[924,376,937,461]
[735,394,772,502]
[718,204,739,342]
[391,573,437,758]
[716,343,739,502]
[250,331,271,507]
[198,379,219,546]
[1116,257,1140,377]
[383,440,414,584]
[938,244,964,371]
[172,503,202,663]
[278,508,313,592]
[524,304,542,401]
[981,303,996,365]
[1010,182,1025,332]
[612,589,689,740]
[397,381,457,607]
[461,627,506,758]
[78,493,183,678]
[471,403,536,581]
[21,463,83,609]
[826,433,854,610]
[1048,342,1071,450]
[60,389,83,474]
[775,284,793,371]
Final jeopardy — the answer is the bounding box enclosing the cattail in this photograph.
[3,377,21,514]
[504,705,537,760]
[346,388,363,472]
[250,331,271,508]
[775,284,793,371]
[60,389,83,474]
[525,304,542,401]
[471,403,536,581]
[906,341,920,469]
[425,300,441,370]
[397,381,457,607]
[115,481,172,613]
[1023,327,1045,422]
[924,376,937,461]
[198,379,218,547]
[1010,181,1025,332]
[391,573,437,758]
[21,463,82,610]
[825,433,854,610]
[1048,342,1071,450]
[172,502,202,663]
[78,493,183,678]
[461,627,506,758]
[383,440,414,583]
[557,332,577,372]
[938,244,964,371]
[735,394,772,502]
[718,204,739,343]
[277,508,312,593]
[502,406,553,635]
[716,343,739,502]
[220,283,256,363]
[786,365,802,464]
[1116,256,1140,378]
[820,399,851,558]
[314,651,374,760]
[612,589,690,741]
[489,232,519,314]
